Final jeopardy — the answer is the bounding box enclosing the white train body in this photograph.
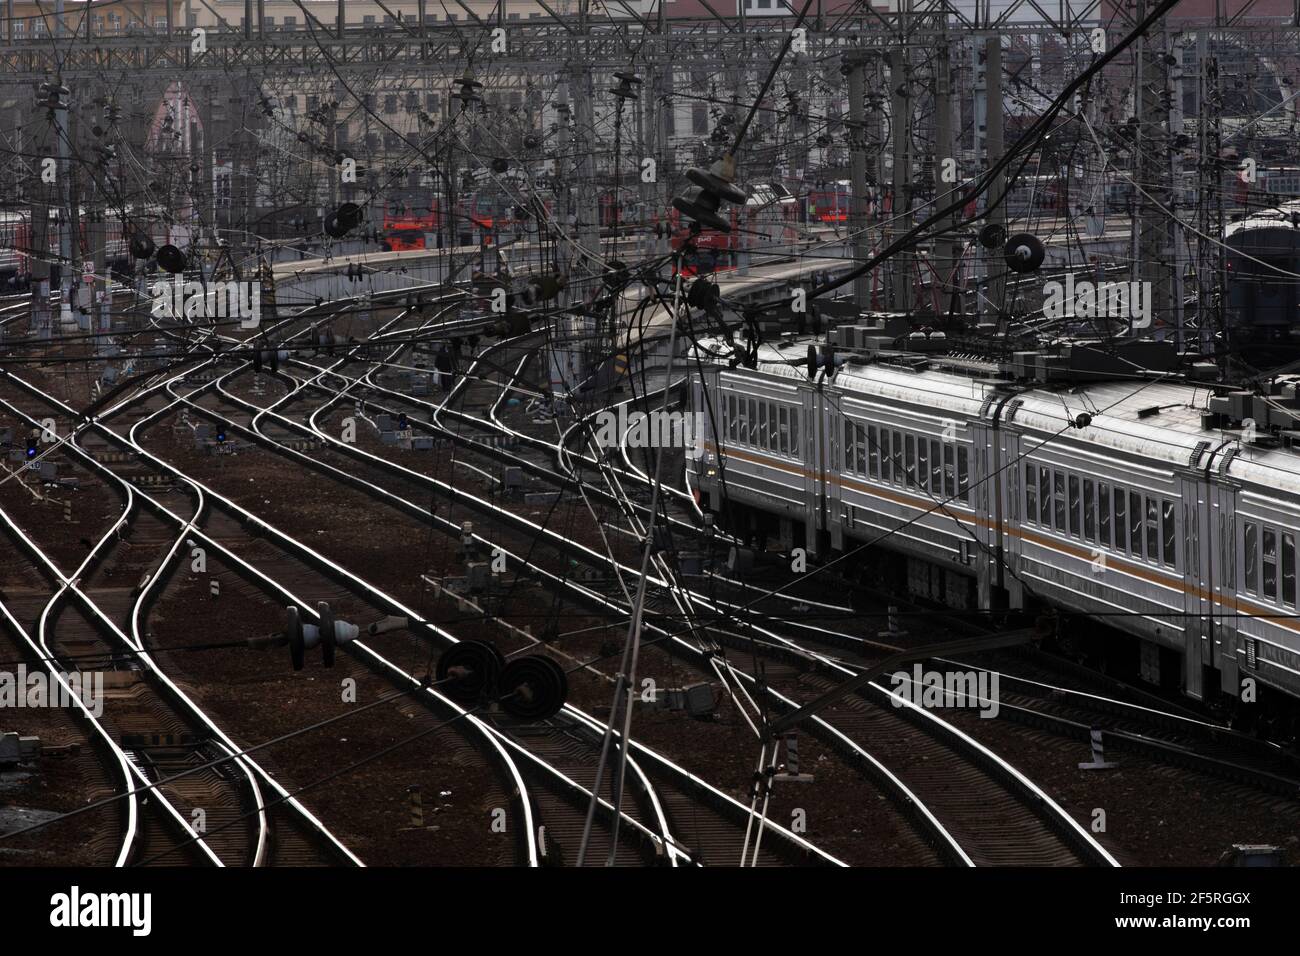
[687,341,1300,704]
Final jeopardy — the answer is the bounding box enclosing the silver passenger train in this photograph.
[686,338,1300,715]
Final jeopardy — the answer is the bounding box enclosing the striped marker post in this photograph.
[1078,728,1118,770]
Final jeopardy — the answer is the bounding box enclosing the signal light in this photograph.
[26,436,38,459]
[155,244,187,274]
[1004,233,1046,274]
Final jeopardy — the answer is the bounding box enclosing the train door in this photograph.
[803,384,827,557]
[1180,471,1210,700]
[1000,428,1026,610]
[1208,474,1240,697]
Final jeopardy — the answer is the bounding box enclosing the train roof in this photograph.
[695,336,1300,497]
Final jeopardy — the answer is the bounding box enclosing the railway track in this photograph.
[243,323,1111,866]
[1,301,838,866]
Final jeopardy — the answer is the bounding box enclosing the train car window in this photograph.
[1039,467,1051,525]
[1098,482,1111,547]
[778,406,789,455]
[737,399,748,445]
[759,403,769,450]
[930,440,942,492]
[958,446,969,503]
[858,425,868,473]
[917,440,929,491]
[881,430,892,482]
[1025,464,1037,523]
[1114,489,1127,554]
[1145,497,1159,561]
[791,411,799,456]
[1161,499,1176,569]
[892,431,904,484]
[1285,532,1296,607]
[1068,475,1081,538]
[1084,480,1096,542]
[1129,491,1143,556]
[904,435,916,487]
[1244,521,1258,594]
[769,404,781,451]
[869,426,880,478]
[725,395,735,441]
[1053,472,1067,532]
[749,399,759,445]
[944,444,956,497]
[842,419,854,471]
[1263,527,1278,601]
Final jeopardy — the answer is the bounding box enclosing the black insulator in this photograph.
[155,244,187,274]
[498,655,568,720]
[1003,233,1046,274]
[436,640,505,703]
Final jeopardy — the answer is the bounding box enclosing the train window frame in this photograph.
[1098,481,1111,548]
[737,398,748,446]
[843,418,854,471]
[1129,491,1143,558]
[930,440,942,492]
[917,439,929,491]
[1114,488,1127,554]
[1145,497,1159,562]
[881,430,892,482]
[749,399,759,445]
[957,446,970,503]
[858,425,868,473]
[1285,532,1296,608]
[1053,471,1067,533]
[944,444,955,498]
[1039,467,1051,526]
[791,410,799,456]
[1025,463,1037,523]
[905,435,916,487]
[1244,520,1259,595]
[759,403,770,450]
[1263,526,1278,602]
[778,406,790,456]
[1084,479,1096,542]
[1161,499,1177,570]
[1068,475,1081,538]
[869,426,880,479]
[891,430,904,485]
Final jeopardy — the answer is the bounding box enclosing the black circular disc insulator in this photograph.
[155,244,187,274]
[1003,233,1046,274]
[498,655,567,721]
[317,601,336,668]
[977,223,1007,250]
[335,202,363,231]
[436,640,505,702]
[286,606,305,671]
[129,235,155,260]
[491,157,509,173]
